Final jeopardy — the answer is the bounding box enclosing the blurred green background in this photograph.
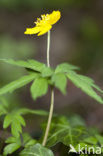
[0,0,103,143]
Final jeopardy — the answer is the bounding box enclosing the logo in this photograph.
[68,144,103,155]
[69,144,77,153]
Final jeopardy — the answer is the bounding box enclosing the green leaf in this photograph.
[2,106,48,138]
[83,136,98,145]
[0,98,8,116]
[3,114,12,128]
[25,140,36,148]
[46,116,87,147]
[0,97,8,107]
[55,63,79,73]
[20,143,54,156]
[22,133,37,147]
[46,116,103,153]
[3,112,26,137]
[52,73,67,94]
[95,134,103,145]
[67,71,103,104]
[6,133,36,146]
[18,108,48,116]
[30,78,48,100]
[0,74,38,96]
[3,143,21,155]
[4,133,36,155]
[41,66,54,77]
[0,59,45,72]
[11,120,22,137]
[5,136,19,144]
[68,115,86,127]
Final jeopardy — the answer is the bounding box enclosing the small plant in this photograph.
[0,10,103,156]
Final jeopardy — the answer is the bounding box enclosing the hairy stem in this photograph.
[42,31,54,146]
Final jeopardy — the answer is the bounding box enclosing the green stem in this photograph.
[47,30,50,67]
[42,89,54,146]
[42,31,54,146]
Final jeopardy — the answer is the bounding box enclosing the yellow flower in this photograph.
[24,10,61,36]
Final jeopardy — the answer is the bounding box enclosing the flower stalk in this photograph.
[24,11,61,146]
[42,31,54,146]
[47,30,50,67]
[42,88,54,146]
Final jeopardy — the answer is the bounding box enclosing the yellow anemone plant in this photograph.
[24,10,61,36]
[24,10,61,147]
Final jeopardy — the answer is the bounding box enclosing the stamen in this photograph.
[41,14,45,20]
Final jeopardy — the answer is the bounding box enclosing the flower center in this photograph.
[35,14,50,27]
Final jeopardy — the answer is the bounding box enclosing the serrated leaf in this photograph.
[45,115,103,155]
[3,143,21,155]
[11,120,22,137]
[0,97,8,107]
[0,74,38,96]
[22,133,37,146]
[3,114,12,128]
[95,134,103,145]
[15,115,26,126]
[92,84,103,93]
[4,133,36,155]
[0,97,8,116]
[0,59,45,72]
[55,63,79,74]
[52,73,67,94]
[83,136,98,145]
[41,66,54,77]
[3,106,48,138]
[0,100,7,116]
[25,140,36,148]
[46,116,87,147]
[46,116,103,153]
[20,143,54,156]
[69,115,86,127]
[6,133,36,146]
[6,136,18,144]
[67,71,103,104]
[3,112,26,137]
[18,108,48,116]
[30,78,48,100]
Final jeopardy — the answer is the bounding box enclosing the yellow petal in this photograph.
[24,10,61,36]
[24,27,40,35]
[49,11,61,25]
[38,25,52,36]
